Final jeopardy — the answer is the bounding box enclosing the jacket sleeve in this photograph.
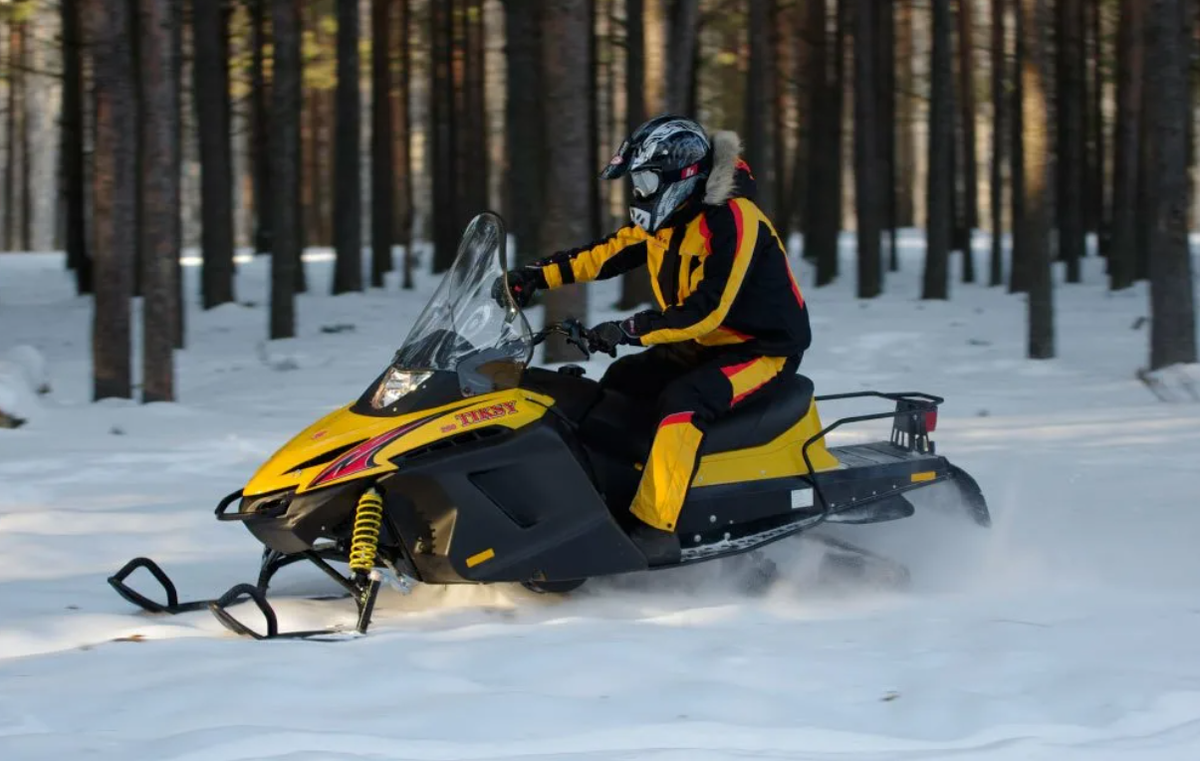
[530,224,651,288]
[631,199,759,345]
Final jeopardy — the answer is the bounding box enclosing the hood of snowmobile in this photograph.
[243,387,554,498]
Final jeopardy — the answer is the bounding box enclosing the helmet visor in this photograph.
[631,170,660,199]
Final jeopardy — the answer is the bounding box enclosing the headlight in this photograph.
[371,368,432,409]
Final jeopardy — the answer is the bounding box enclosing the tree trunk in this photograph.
[1109,0,1142,290]
[664,0,699,113]
[430,0,456,272]
[18,18,30,252]
[1085,0,1103,235]
[540,0,591,363]
[292,0,307,294]
[956,0,977,281]
[618,0,657,308]
[924,0,953,299]
[5,20,16,251]
[332,0,362,293]
[465,0,488,224]
[90,0,136,399]
[1009,0,1028,293]
[371,0,393,288]
[832,0,847,242]
[1020,0,1054,358]
[989,0,1006,286]
[62,0,91,293]
[805,0,839,286]
[854,0,881,298]
[1058,0,1085,282]
[745,0,776,218]
[139,0,179,403]
[251,0,272,255]
[896,0,915,227]
[1146,0,1197,369]
[270,0,300,339]
[880,0,897,271]
[393,0,414,289]
[773,2,789,230]
[503,0,544,266]
[172,0,184,345]
[788,0,815,237]
[587,0,601,240]
[193,0,235,308]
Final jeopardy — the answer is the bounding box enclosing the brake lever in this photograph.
[560,319,592,360]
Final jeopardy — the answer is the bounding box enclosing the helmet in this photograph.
[600,115,712,233]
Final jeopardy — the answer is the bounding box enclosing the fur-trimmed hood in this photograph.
[703,130,757,206]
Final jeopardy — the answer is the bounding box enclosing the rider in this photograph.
[497,115,811,562]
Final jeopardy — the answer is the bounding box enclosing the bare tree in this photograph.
[1108,0,1143,290]
[618,0,657,308]
[193,0,235,308]
[1145,0,1197,369]
[896,0,915,227]
[250,0,272,256]
[745,0,776,218]
[270,0,300,339]
[503,0,545,266]
[1020,0,1054,358]
[332,0,363,293]
[140,0,180,403]
[989,0,1006,287]
[540,0,591,363]
[664,0,699,113]
[804,0,840,286]
[1009,0,1028,293]
[1058,0,1085,282]
[854,0,881,297]
[90,0,137,399]
[371,0,393,288]
[956,0,977,281]
[430,0,458,271]
[393,0,414,289]
[62,0,91,293]
[924,0,953,300]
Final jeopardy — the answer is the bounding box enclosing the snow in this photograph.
[2,233,1200,761]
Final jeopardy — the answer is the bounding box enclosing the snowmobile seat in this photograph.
[580,373,814,461]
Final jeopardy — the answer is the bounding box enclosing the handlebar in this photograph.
[530,318,596,359]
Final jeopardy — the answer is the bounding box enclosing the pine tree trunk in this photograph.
[270,0,300,339]
[193,0,235,308]
[989,0,1006,286]
[805,0,840,286]
[618,0,657,308]
[371,0,393,288]
[251,0,272,255]
[18,19,30,253]
[832,0,847,242]
[431,0,458,272]
[956,0,977,281]
[788,1,814,237]
[1009,0,1028,293]
[1021,0,1054,358]
[854,0,881,298]
[62,0,91,293]
[332,0,362,293]
[1058,0,1085,282]
[540,0,590,363]
[1085,0,1103,236]
[745,0,776,218]
[90,0,137,399]
[503,0,544,265]
[139,0,180,403]
[1146,0,1198,369]
[1109,0,1142,290]
[880,0,897,271]
[5,21,16,251]
[664,0,699,113]
[773,2,789,231]
[896,0,915,227]
[393,0,414,289]
[171,0,184,345]
[466,0,488,222]
[291,0,307,295]
[924,0,953,300]
[587,0,601,240]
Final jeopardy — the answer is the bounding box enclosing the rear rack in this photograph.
[800,391,943,525]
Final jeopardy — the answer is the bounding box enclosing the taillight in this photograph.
[924,409,938,432]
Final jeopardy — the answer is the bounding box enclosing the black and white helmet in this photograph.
[600,115,712,233]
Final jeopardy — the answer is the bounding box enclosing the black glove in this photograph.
[588,317,641,357]
[491,268,541,308]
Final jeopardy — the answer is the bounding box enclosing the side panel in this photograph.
[692,402,840,488]
[380,418,648,584]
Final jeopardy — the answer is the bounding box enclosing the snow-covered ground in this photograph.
[2,233,1199,760]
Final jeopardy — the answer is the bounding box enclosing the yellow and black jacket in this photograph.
[529,131,811,358]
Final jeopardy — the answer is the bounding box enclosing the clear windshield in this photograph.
[392,212,532,381]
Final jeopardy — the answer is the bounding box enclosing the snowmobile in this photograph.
[108,211,992,640]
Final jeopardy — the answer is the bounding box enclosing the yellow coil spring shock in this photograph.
[348,487,384,574]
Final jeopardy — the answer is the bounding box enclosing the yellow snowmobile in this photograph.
[109,211,991,639]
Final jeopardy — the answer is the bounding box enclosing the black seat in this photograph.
[579,373,814,461]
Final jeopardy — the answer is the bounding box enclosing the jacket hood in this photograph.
[703,130,757,205]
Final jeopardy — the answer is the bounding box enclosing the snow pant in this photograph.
[599,341,801,532]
